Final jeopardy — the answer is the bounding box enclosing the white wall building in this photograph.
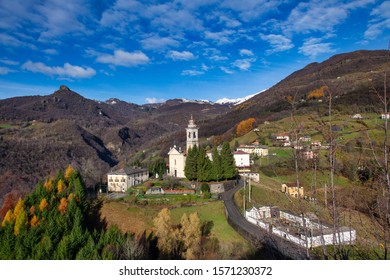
[168,116,199,178]
[107,168,149,192]
[245,206,356,249]
[237,144,269,157]
[234,151,250,168]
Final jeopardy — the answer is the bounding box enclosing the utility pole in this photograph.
[243,177,246,216]
[249,178,252,203]
[324,183,327,207]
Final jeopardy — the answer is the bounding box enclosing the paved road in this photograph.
[221,181,307,259]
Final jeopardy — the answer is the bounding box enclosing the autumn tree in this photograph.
[39,198,49,212]
[236,118,256,137]
[65,164,76,181]
[307,86,327,100]
[154,208,182,259]
[181,212,202,260]
[57,179,66,194]
[58,198,68,215]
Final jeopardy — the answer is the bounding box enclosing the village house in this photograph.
[381,113,390,119]
[301,149,317,160]
[107,167,149,192]
[246,206,356,249]
[276,134,291,147]
[237,143,269,157]
[168,116,199,178]
[234,151,251,172]
[281,183,304,198]
[352,114,363,119]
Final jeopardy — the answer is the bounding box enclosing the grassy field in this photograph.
[100,198,252,254]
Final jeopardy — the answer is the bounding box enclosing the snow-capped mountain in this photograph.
[215,91,263,106]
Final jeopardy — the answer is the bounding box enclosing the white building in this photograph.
[234,151,250,168]
[168,116,199,178]
[237,144,269,157]
[245,206,356,249]
[107,168,149,192]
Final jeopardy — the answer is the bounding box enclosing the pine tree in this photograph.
[221,142,237,180]
[211,146,223,181]
[14,205,27,236]
[185,146,198,181]
[197,146,212,182]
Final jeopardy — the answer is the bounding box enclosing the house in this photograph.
[352,114,363,119]
[281,183,304,198]
[168,116,199,178]
[234,151,250,169]
[301,149,317,160]
[276,134,290,142]
[241,172,260,182]
[299,135,311,142]
[237,144,269,157]
[311,141,322,149]
[107,167,149,192]
[381,113,390,119]
[246,205,356,248]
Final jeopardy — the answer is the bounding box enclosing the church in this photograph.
[167,116,199,178]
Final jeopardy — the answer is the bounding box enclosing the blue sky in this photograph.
[0,0,389,104]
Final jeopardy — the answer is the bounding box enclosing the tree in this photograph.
[14,205,27,236]
[185,145,198,181]
[1,209,14,227]
[211,146,223,181]
[236,118,256,137]
[39,198,48,212]
[181,212,202,260]
[57,179,66,194]
[65,164,75,181]
[58,198,68,215]
[154,208,182,259]
[220,142,237,180]
[197,146,212,182]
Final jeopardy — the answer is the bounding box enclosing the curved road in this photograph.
[221,181,307,260]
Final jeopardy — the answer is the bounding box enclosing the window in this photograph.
[188,132,191,138]
[193,132,196,138]
[174,159,176,165]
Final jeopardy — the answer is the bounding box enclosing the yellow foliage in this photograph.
[30,215,40,227]
[1,209,14,227]
[14,206,27,236]
[307,86,327,100]
[44,179,53,192]
[13,198,24,219]
[58,197,68,215]
[39,198,49,211]
[57,179,66,194]
[236,118,256,137]
[65,165,75,181]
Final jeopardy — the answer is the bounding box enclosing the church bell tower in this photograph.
[186,115,199,152]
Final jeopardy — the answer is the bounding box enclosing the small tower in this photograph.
[186,115,199,152]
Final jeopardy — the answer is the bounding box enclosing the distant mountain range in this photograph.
[0,49,388,205]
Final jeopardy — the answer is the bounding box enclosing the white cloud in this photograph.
[260,34,294,54]
[0,33,25,47]
[364,1,390,39]
[181,70,204,76]
[97,50,150,67]
[0,59,19,66]
[232,58,256,71]
[220,66,234,74]
[141,35,180,50]
[43,49,58,55]
[218,15,241,28]
[167,50,195,61]
[221,0,282,21]
[201,64,210,71]
[205,30,235,44]
[210,55,229,61]
[239,49,254,56]
[145,97,166,104]
[283,0,374,35]
[0,67,12,75]
[299,38,336,59]
[22,61,96,78]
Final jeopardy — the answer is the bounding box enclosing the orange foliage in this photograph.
[236,118,256,137]
[65,165,75,181]
[57,179,66,194]
[13,198,24,218]
[39,198,48,211]
[0,192,20,220]
[44,179,53,192]
[30,215,39,227]
[29,205,35,215]
[1,209,14,226]
[307,86,327,100]
[58,198,68,215]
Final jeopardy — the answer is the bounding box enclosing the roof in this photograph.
[108,167,148,176]
[234,151,250,155]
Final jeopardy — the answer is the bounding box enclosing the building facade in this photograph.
[107,168,149,192]
[168,116,199,178]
